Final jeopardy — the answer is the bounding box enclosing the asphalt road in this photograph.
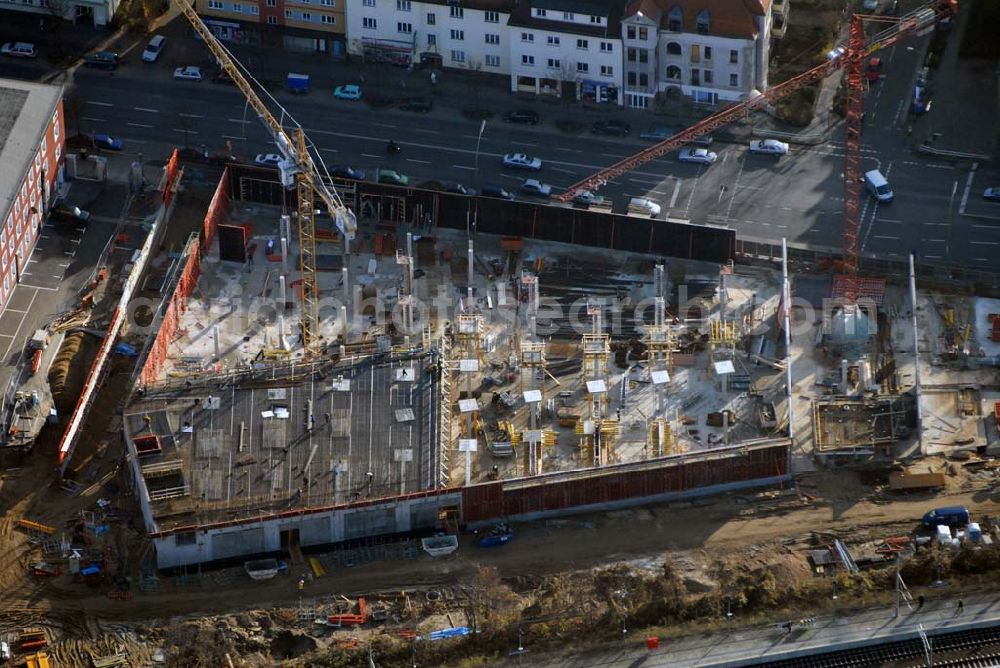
[57,32,1000,270]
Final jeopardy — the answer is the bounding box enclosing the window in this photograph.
[729,49,738,64]
[521,32,533,42]
[363,17,376,28]
[547,36,559,46]
[449,5,462,18]
[301,11,311,19]
[284,9,292,17]
[266,0,275,5]
[362,0,374,5]
[600,41,612,52]
[547,58,560,68]
[696,9,710,34]
[577,38,588,49]
[451,50,465,63]
[627,26,635,39]
[627,72,636,86]
[691,44,700,63]
[427,34,436,45]
[522,55,534,65]
[51,117,58,140]
[321,13,334,22]
[232,3,242,12]
[398,21,411,32]
[450,29,463,40]
[534,8,546,17]
[703,70,713,84]
[426,12,435,24]
[485,54,501,67]
[267,15,277,23]
[640,50,648,63]
[666,65,681,80]
[320,0,333,5]
[176,531,197,546]
[590,15,602,24]
[704,46,712,60]
[667,41,681,55]
[576,62,588,73]
[600,65,613,76]
[667,6,682,31]
[396,0,409,10]
[207,0,221,8]
[485,10,499,22]
[627,47,636,62]
[249,5,258,13]
[730,73,739,86]
[563,11,574,20]
[485,33,499,45]
[639,72,648,86]
[691,69,700,85]
[639,26,648,39]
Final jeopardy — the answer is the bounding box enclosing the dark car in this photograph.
[591,120,631,137]
[50,203,90,223]
[444,182,475,196]
[331,165,365,180]
[83,51,119,70]
[481,184,515,200]
[503,109,540,125]
[399,97,433,113]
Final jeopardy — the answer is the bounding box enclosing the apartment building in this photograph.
[195,0,345,54]
[0,0,120,27]
[0,79,64,311]
[507,0,626,105]
[621,0,777,109]
[345,0,515,71]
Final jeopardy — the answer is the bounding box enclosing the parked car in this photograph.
[444,182,475,196]
[254,153,283,167]
[983,187,1000,202]
[591,120,631,136]
[922,506,969,529]
[377,168,410,185]
[399,97,432,113]
[93,133,123,150]
[827,45,846,61]
[502,153,542,170]
[503,109,540,125]
[1,42,37,58]
[331,165,365,180]
[520,179,552,197]
[749,139,789,156]
[334,84,363,100]
[174,66,203,82]
[572,190,605,206]
[142,35,166,63]
[640,126,675,141]
[628,197,661,217]
[678,148,718,165]
[83,51,119,70]
[481,184,515,200]
[51,203,90,222]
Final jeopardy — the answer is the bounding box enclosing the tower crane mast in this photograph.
[174,0,356,355]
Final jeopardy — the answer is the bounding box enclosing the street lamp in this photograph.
[473,119,486,190]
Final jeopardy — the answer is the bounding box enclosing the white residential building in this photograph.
[507,0,625,105]
[345,0,515,73]
[620,0,778,109]
[0,0,120,27]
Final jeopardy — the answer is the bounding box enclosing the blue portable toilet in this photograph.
[287,73,311,94]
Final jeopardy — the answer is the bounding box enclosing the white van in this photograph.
[628,197,662,217]
[864,169,893,202]
[142,35,166,63]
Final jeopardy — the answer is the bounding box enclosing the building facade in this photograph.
[507,0,625,105]
[0,0,121,27]
[345,0,514,71]
[195,0,346,55]
[621,0,775,109]
[0,79,64,311]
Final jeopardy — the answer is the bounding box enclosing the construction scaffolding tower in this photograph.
[519,341,551,475]
[579,302,618,466]
[645,266,676,457]
[454,314,485,483]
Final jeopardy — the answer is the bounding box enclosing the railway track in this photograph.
[758,623,1000,668]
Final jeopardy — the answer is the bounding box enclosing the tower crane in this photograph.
[554,0,956,300]
[174,0,357,355]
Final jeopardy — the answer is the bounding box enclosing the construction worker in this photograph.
[298,578,305,592]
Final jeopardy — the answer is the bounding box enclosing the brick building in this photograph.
[195,0,346,55]
[0,79,65,309]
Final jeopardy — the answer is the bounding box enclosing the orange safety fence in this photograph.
[203,168,230,250]
[162,149,180,206]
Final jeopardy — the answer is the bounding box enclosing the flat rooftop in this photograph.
[0,78,62,223]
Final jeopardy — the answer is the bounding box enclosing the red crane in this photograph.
[555,0,956,299]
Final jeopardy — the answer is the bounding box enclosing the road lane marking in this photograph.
[361,154,380,158]
[127,123,153,128]
[318,148,338,153]
[924,239,946,243]
[970,241,999,245]
[228,118,252,124]
[412,128,440,134]
[222,135,244,140]
[134,107,159,113]
[82,117,105,122]
[669,181,681,209]
[873,235,900,240]
[959,164,977,214]
[173,129,198,134]
[877,219,903,223]
[406,158,431,164]
[628,178,660,185]
[372,123,397,128]
[555,148,575,152]
[551,167,575,175]
[601,153,623,158]
[179,113,204,118]
[510,141,537,147]
[453,165,475,171]
[972,224,1000,230]
[87,101,113,107]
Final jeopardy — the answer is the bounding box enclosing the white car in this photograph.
[678,148,718,165]
[749,139,790,156]
[254,153,283,167]
[1,42,37,58]
[520,179,552,197]
[174,66,203,81]
[502,153,542,171]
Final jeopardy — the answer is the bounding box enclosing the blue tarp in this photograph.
[114,342,138,356]
[428,627,471,641]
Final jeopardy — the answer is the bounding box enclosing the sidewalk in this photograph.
[497,591,1000,667]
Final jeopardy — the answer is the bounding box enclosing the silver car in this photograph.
[678,148,718,165]
[502,153,542,171]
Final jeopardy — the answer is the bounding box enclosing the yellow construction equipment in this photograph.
[174,0,356,356]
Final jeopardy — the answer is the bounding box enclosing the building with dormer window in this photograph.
[621,0,778,109]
